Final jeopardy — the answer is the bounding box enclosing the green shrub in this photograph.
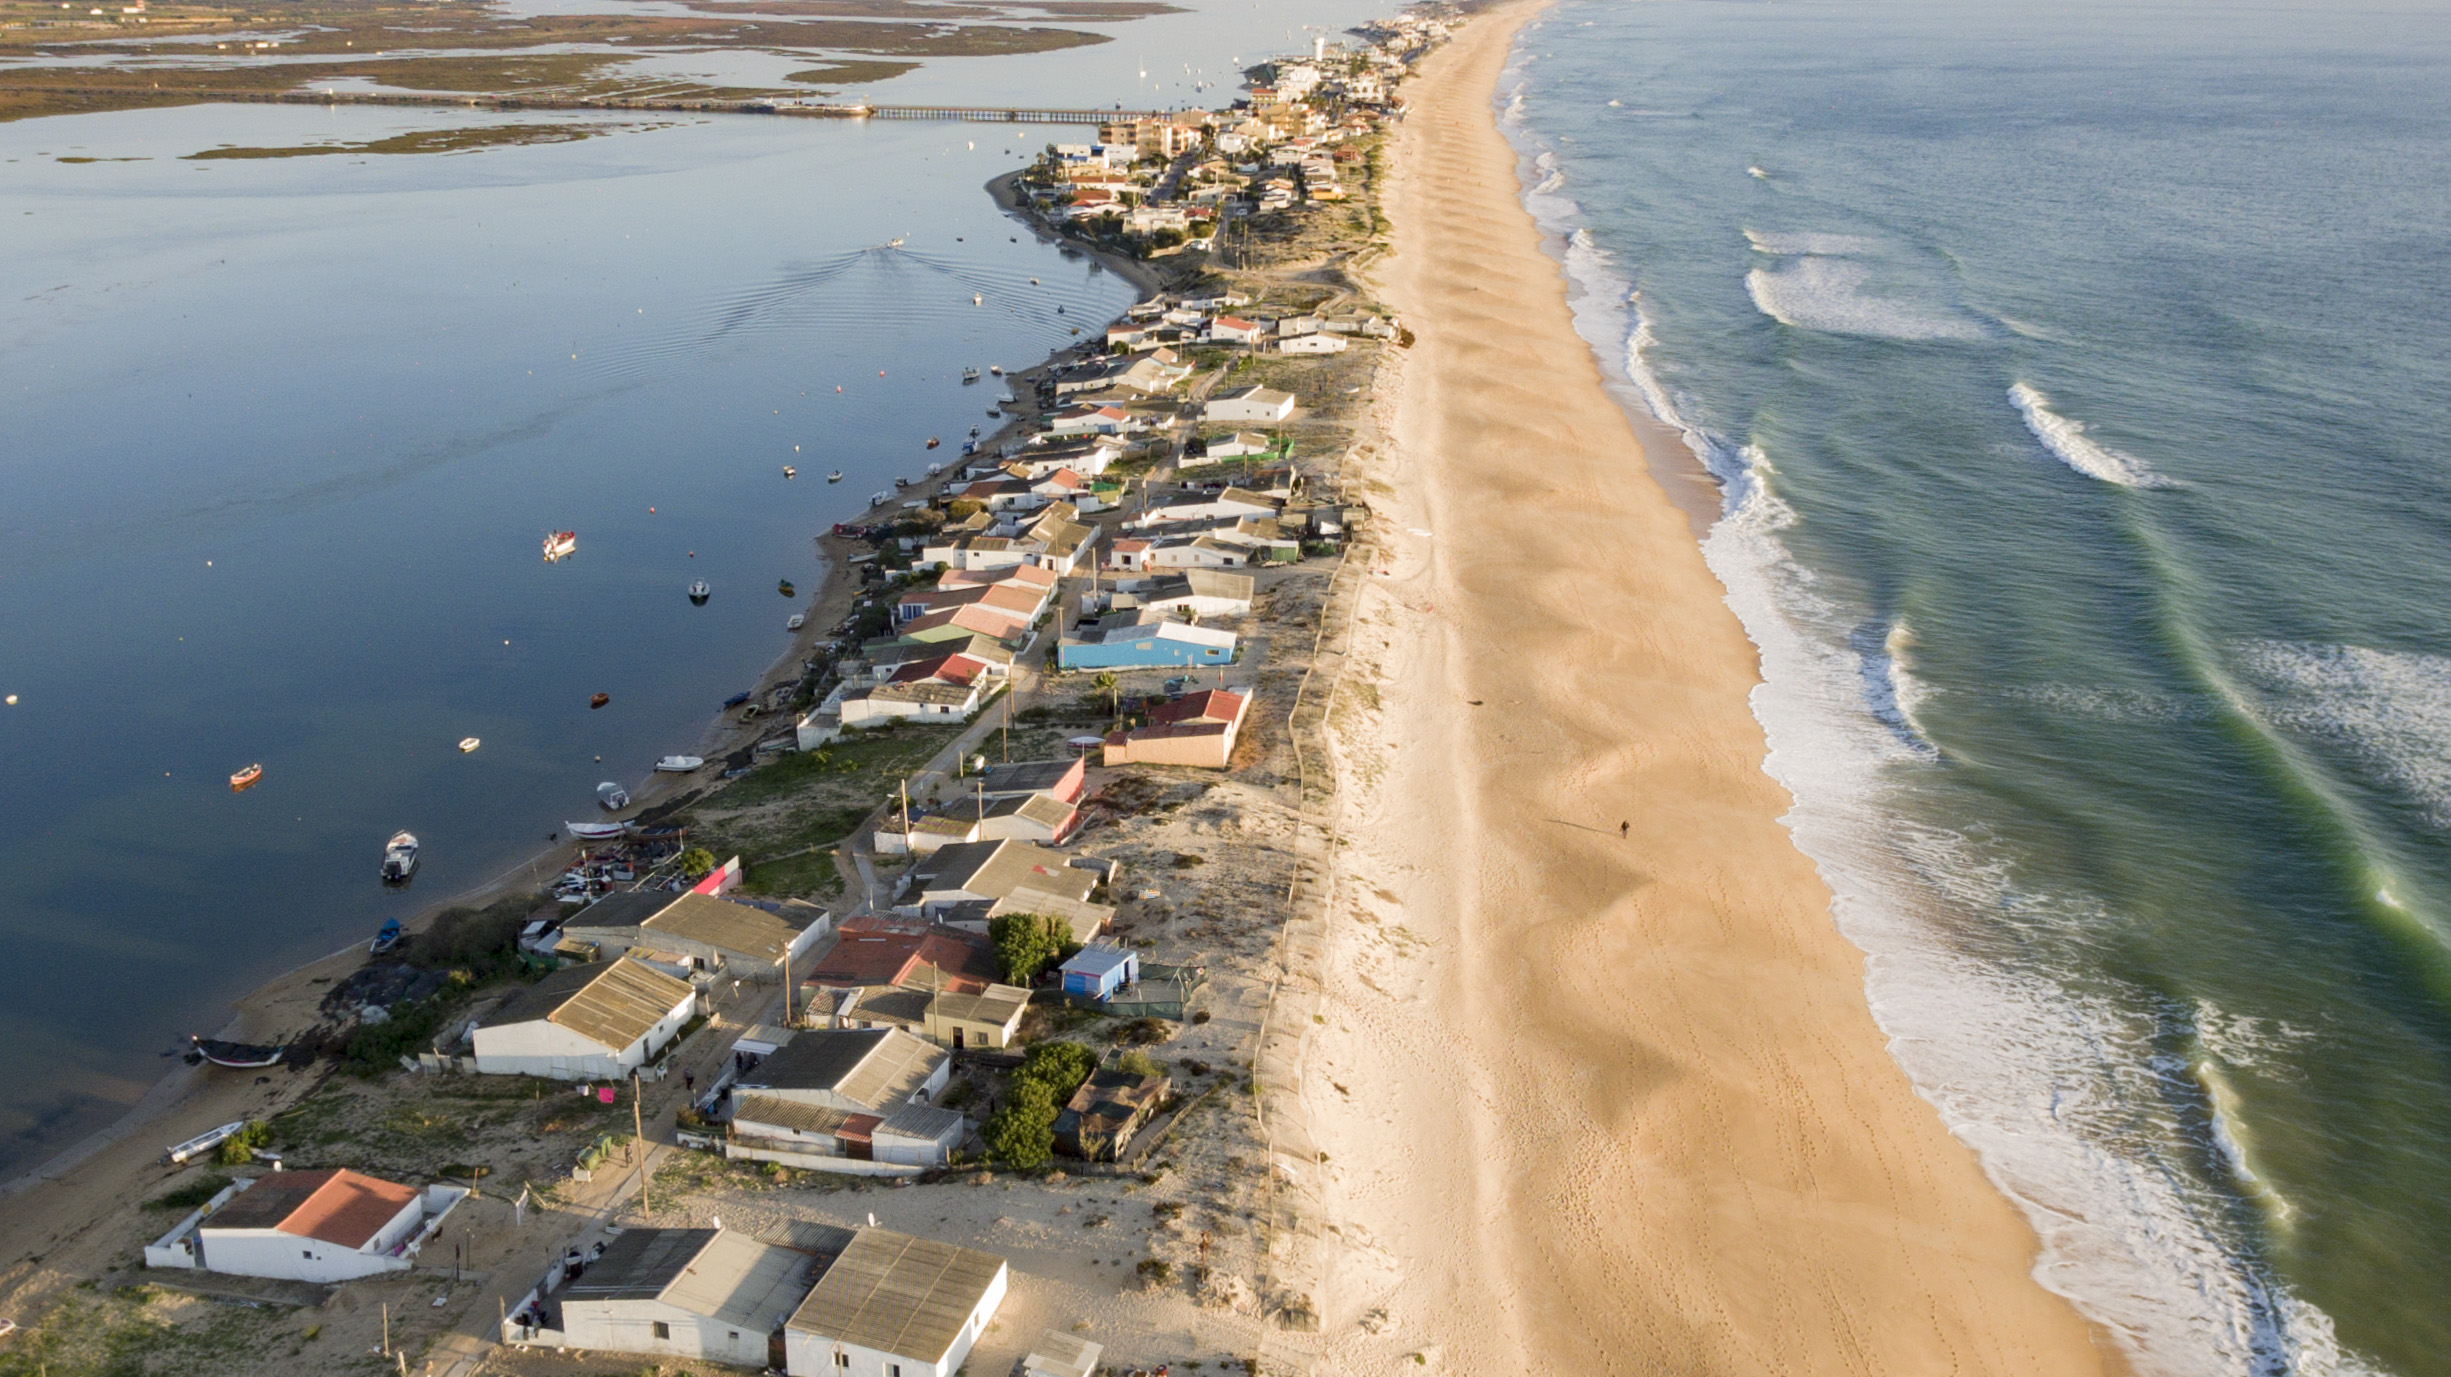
[989,912,1079,984]
[215,1120,272,1166]
[678,847,718,879]
[1012,1041,1097,1104]
[982,1080,1057,1169]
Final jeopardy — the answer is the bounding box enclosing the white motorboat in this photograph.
[542,530,576,562]
[457,737,480,753]
[596,781,630,811]
[688,580,711,604]
[962,367,981,382]
[787,613,806,631]
[565,821,628,841]
[827,470,843,483]
[381,831,419,881]
[655,755,705,773]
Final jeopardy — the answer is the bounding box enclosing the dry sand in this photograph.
[1296,6,2125,1373]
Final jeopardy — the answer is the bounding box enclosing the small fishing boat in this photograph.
[962,367,980,383]
[895,477,912,491]
[778,579,796,597]
[166,1119,249,1165]
[380,831,418,882]
[989,364,1003,375]
[986,409,1001,419]
[1055,304,1066,314]
[925,437,941,450]
[962,440,977,456]
[972,293,983,306]
[590,692,611,709]
[870,490,893,507]
[827,471,843,483]
[924,461,944,476]
[596,781,630,811]
[655,755,705,773]
[228,764,262,792]
[565,820,628,841]
[192,1036,285,1070]
[457,737,480,753]
[722,690,753,709]
[783,465,797,479]
[689,580,711,605]
[542,530,577,562]
[787,613,806,631]
[369,918,403,954]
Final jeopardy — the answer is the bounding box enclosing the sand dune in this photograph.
[1301,6,2122,1373]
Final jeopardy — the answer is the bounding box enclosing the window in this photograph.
[836,1356,850,1369]
[652,1322,669,1340]
[301,1249,314,1259]
[890,1367,902,1377]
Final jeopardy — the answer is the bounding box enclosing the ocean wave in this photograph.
[1746,257,1992,342]
[1743,228,1875,256]
[2003,683,2222,724]
[1854,617,1938,755]
[2235,641,2451,832]
[2009,382,2181,490]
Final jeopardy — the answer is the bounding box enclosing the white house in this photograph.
[727,1028,960,1174]
[470,957,698,1081]
[144,1169,469,1284]
[1204,385,1296,423]
[537,1227,819,1369]
[560,890,827,975]
[1205,315,1266,345]
[837,678,984,728]
[783,1229,1008,1377]
[1279,332,1348,354]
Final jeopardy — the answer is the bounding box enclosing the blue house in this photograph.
[1056,612,1237,671]
[1059,944,1139,1002]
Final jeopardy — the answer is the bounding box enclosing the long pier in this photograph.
[52,87,1179,123]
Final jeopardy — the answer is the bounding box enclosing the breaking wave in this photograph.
[1746,257,1992,342]
[2010,382,2182,490]
[2234,641,2451,832]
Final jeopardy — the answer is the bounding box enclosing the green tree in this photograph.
[982,1080,1057,1169]
[989,912,1077,984]
[1093,671,1121,720]
[678,847,718,880]
[1012,1039,1097,1103]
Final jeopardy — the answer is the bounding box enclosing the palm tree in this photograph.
[1093,671,1121,722]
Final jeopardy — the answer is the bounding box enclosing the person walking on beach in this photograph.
[1619,820,1629,839]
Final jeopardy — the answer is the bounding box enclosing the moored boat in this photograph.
[782,465,797,479]
[565,820,628,841]
[166,1120,249,1165]
[655,755,705,773]
[722,690,753,709]
[380,832,418,882]
[543,530,577,562]
[688,580,711,605]
[925,436,940,450]
[589,692,610,709]
[827,470,843,483]
[962,367,980,383]
[369,918,403,954]
[787,613,806,631]
[596,781,629,811]
[191,1036,285,1070]
[458,737,481,753]
[228,764,262,792]
[778,579,796,597]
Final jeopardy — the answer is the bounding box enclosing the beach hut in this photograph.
[1057,943,1138,1003]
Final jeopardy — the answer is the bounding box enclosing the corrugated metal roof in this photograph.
[489,958,693,1054]
[733,1093,856,1136]
[641,892,805,963]
[928,984,1029,1030]
[877,1102,966,1142]
[567,1228,816,1332]
[786,1229,1007,1362]
[567,1228,719,1302]
[741,1028,944,1112]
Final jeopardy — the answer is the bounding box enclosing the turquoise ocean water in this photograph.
[1503,1,2451,1371]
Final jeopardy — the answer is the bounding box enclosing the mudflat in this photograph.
[1306,5,2122,1372]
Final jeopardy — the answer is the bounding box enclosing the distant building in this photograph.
[1057,942,1139,1003]
[1056,611,1237,671]
[728,1028,961,1174]
[1204,385,1295,423]
[470,957,698,1081]
[1054,1066,1170,1161]
[560,890,827,975]
[1102,688,1250,769]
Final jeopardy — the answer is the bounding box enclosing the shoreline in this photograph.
[1304,4,2125,1372]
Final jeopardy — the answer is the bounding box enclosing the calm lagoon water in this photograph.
[1506,1,2451,1372]
[0,102,1133,1173]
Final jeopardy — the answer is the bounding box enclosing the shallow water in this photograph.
[1505,1,2451,1372]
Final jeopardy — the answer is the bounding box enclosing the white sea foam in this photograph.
[1501,61,2383,1374]
[2005,683,2222,724]
[1743,228,1875,256]
[2009,382,2181,489]
[1747,257,1992,342]
[2235,641,2451,832]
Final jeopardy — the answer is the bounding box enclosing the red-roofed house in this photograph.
[1206,315,1266,345]
[806,918,1000,994]
[145,1168,468,1283]
[1103,689,1249,769]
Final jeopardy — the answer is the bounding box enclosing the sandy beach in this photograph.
[1299,6,2124,1372]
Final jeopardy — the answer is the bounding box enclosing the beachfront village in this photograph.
[0,11,1456,1377]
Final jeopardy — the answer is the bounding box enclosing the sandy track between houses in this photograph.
[1297,7,2125,1374]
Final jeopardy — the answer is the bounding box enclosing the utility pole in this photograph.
[631,1071,651,1215]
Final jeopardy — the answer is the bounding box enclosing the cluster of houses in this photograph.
[1025,23,1446,249]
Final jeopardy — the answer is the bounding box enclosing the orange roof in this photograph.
[1151,689,1248,727]
[208,1168,420,1249]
